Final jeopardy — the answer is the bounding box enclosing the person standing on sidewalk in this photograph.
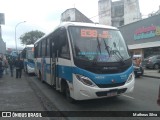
[4,56,9,75]
[8,56,15,77]
[15,57,24,78]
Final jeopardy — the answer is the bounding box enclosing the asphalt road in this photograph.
[28,75,160,120]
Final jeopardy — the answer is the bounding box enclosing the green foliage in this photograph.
[20,30,45,45]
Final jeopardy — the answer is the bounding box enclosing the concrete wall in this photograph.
[124,0,141,25]
[98,0,141,27]
[98,0,112,25]
[75,9,93,23]
[61,9,75,22]
[61,8,93,23]
[111,0,124,27]
[0,26,6,54]
[0,39,6,54]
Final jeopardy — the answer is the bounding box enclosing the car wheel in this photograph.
[154,64,159,70]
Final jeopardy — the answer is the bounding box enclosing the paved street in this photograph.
[0,71,160,120]
[27,74,160,120]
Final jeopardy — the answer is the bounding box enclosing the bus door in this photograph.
[51,39,57,86]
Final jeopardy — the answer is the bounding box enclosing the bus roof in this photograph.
[34,22,118,44]
[58,22,118,30]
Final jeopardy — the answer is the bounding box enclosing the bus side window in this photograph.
[38,42,42,57]
[51,34,59,59]
[46,38,50,57]
[34,44,38,58]
[59,29,70,59]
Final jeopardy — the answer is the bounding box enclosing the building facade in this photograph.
[119,14,160,59]
[0,13,6,55]
[98,0,141,27]
[0,26,6,55]
[61,8,93,23]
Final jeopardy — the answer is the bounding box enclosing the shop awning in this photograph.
[128,41,160,50]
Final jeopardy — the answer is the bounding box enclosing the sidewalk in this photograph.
[0,71,47,111]
[0,71,66,120]
[143,69,160,79]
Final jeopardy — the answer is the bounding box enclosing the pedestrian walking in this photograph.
[4,56,9,75]
[15,57,24,78]
[8,56,15,77]
[135,57,141,67]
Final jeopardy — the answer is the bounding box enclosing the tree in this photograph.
[20,30,45,45]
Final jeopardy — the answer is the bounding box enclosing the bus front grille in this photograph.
[96,82,125,88]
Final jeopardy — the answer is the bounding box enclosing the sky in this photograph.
[0,0,160,49]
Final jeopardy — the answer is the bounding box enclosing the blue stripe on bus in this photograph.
[37,62,50,73]
[57,65,133,84]
[57,65,73,82]
[73,66,133,84]
[45,64,51,74]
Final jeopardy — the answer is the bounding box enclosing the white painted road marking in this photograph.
[122,94,135,99]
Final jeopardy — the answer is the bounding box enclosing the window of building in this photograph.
[114,5,124,17]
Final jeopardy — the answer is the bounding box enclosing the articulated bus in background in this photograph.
[34,22,135,102]
[21,45,35,74]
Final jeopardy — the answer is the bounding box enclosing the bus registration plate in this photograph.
[107,91,117,97]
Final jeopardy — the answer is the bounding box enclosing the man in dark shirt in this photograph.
[8,56,15,77]
[15,57,23,78]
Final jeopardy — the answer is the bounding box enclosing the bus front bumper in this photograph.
[71,74,135,100]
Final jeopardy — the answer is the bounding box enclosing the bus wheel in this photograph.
[65,83,74,103]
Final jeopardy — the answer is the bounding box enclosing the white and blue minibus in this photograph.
[34,22,135,102]
[21,45,35,74]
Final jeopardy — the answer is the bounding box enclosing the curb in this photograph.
[143,75,160,79]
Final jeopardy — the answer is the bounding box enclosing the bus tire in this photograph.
[65,83,75,103]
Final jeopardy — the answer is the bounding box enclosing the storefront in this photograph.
[119,14,160,59]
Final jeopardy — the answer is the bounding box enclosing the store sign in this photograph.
[134,25,160,40]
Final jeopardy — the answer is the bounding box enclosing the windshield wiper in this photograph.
[110,50,125,64]
[103,38,111,57]
[97,36,101,54]
[111,42,125,65]
[91,37,102,66]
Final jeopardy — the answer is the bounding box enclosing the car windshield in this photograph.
[69,26,130,63]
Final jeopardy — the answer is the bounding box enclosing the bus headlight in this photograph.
[126,72,134,83]
[75,74,96,87]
